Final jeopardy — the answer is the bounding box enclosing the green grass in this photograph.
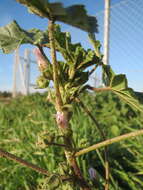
[0,92,143,189]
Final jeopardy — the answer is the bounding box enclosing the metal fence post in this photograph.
[103,0,111,65]
[24,49,30,95]
[12,49,18,98]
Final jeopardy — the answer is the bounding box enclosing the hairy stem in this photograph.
[48,19,63,111]
[0,148,72,182]
[0,148,49,175]
[104,147,109,190]
[48,18,90,190]
[77,98,109,190]
[76,98,105,137]
[86,85,111,92]
[75,129,143,156]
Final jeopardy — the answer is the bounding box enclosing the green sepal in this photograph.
[102,64,115,86]
[36,76,50,89]
[72,72,89,87]
[46,174,61,190]
[77,49,100,70]
[88,32,102,58]
[37,130,56,148]
[59,162,70,175]
[42,65,53,80]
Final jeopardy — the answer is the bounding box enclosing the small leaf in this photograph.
[111,74,127,91]
[33,151,44,155]
[110,125,120,136]
[73,72,89,86]
[59,162,69,175]
[36,76,50,89]
[88,32,101,58]
[26,28,48,45]
[54,25,99,70]
[102,64,115,86]
[47,174,61,189]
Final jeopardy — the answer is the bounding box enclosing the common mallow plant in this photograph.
[0,1,143,189]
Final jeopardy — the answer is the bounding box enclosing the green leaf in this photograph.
[26,28,48,46]
[88,32,102,58]
[36,76,50,89]
[0,20,27,53]
[16,0,98,33]
[113,88,143,113]
[110,75,143,113]
[73,72,89,87]
[110,125,120,136]
[102,64,115,86]
[77,49,100,70]
[0,20,48,53]
[54,25,99,70]
[16,0,65,18]
[111,74,127,91]
[57,5,98,33]
[102,64,143,113]
[47,174,61,189]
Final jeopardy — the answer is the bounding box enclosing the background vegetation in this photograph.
[0,92,143,189]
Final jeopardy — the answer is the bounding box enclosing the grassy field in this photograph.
[0,92,143,189]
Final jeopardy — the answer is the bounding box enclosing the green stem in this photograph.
[88,33,101,58]
[0,148,71,182]
[48,19,63,111]
[48,19,90,190]
[104,147,109,190]
[75,129,143,157]
[88,31,109,190]
[76,98,105,138]
[77,98,109,190]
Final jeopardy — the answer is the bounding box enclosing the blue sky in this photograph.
[0,0,143,92]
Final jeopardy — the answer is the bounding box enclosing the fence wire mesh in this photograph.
[108,0,143,91]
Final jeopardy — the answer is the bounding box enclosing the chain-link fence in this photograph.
[102,0,143,91]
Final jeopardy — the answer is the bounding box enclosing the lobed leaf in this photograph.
[0,20,27,53]
[102,65,143,113]
[0,20,48,53]
[16,0,98,33]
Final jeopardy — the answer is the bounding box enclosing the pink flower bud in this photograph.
[33,48,47,71]
[88,167,97,180]
[56,111,68,128]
